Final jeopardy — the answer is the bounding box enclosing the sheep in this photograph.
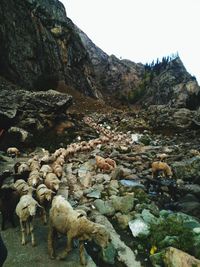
[28,156,41,171]
[28,170,42,188]
[44,173,60,192]
[55,156,65,166]
[7,147,20,157]
[95,155,114,173]
[48,196,111,265]
[105,158,116,169]
[152,161,173,179]
[156,153,168,162]
[15,190,41,246]
[14,179,31,196]
[51,163,63,179]
[0,186,20,230]
[36,184,54,224]
[40,164,53,179]
[14,162,30,182]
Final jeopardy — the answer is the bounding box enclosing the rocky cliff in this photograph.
[0,0,199,107]
[1,0,200,149]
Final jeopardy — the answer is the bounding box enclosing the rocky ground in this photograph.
[1,110,200,267]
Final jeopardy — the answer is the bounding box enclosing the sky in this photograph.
[60,0,200,84]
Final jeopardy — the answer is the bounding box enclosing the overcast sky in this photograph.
[60,0,200,83]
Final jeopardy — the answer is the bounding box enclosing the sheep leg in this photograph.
[41,208,47,225]
[30,220,36,247]
[20,220,26,245]
[57,232,73,260]
[79,241,87,266]
[48,223,56,259]
[26,221,30,235]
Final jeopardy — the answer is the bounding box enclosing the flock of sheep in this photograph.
[0,116,173,265]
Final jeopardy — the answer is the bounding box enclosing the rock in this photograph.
[141,209,157,224]
[178,184,200,197]
[86,189,101,199]
[0,87,72,149]
[135,203,160,217]
[100,242,117,265]
[176,200,200,218]
[151,247,200,267]
[172,156,200,182]
[110,195,134,214]
[93,199,115,216]
[129,218,150,237]
[93,173,111,184]
[115,212,135,229]
[111,167,123,180]
[90,211,141,267]
[119,179,145,190]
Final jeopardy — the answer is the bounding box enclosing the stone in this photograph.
[129,218,150,237]
[93,199,115,216]
[163,247,200,267]
[110,195,134,214]
[91,211,141,267]
[115,212,135,229]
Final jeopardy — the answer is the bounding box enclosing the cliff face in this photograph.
[0,0,99,96]
[0,0,144,99]
[139,57,200,109]
[0,0,199,109]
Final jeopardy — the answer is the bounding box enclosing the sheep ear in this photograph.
[92,229,98,234]
[36,202,42,208]
[77,214,84,218]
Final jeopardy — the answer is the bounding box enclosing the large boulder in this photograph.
[172,156,200,182]
[0,81,72,149]
[150,247,200,267]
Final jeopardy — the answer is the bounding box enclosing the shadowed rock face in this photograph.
[0,0,199,108]
[0,0,144,99]
[0,0,97,96]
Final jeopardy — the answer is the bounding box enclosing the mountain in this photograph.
[0,0,200,149]
[1,0,199,109]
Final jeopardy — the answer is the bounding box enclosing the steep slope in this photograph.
[0,0,199,109]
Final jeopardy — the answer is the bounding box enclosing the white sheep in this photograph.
[40,164,53,179]
[16,191,41,246]
[48,196,111,265]
[7,147,20,157]
[28,170,42,187]
[36,184,54,224]
[44,173,60,192]
[14,179,31,196]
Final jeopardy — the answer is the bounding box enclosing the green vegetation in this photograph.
[149,215,195,256]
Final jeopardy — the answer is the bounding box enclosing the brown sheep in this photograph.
[48,196,111,265]
[95,156,114,173]
[152,161,173,179]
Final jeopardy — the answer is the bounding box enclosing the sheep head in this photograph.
[92,225,111,249]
